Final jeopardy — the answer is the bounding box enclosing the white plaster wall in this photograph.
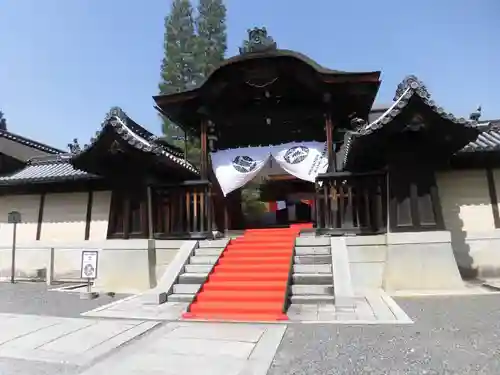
[0,247,49,279]
[437,170,494,233]
[40,193,88,242]
[0,194,41,245]
[436,169,500,277]
[89,191,111,240]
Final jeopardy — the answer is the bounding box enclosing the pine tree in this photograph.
[159,0,198,142]
[0,111,7,131]
[195,0,227,78]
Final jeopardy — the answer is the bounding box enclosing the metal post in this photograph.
[10,222,17,283]
[46,247,55,286]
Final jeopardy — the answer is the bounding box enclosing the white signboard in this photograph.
[80,251,98,279]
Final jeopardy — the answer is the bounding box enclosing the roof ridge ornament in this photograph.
[239,27,277,55]
[469,105,482,121]
[394,75,430,101]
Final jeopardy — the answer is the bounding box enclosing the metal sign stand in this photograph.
[80,250,99,300]
[8,211,21,284]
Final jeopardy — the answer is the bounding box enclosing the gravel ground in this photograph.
[0,282,128,318]
[269,295,500,375]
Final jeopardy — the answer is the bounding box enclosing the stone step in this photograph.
[290,295,334,304]
[198,239,229,248]
[295,247,331,256]
[189,256,219,265]
[294,255,331,265]
[194,248,224,257]
[299,231,316,237]
[173,283,201,294]
[293,264,332,274]
[296,237,330,247]
[178,273,208,284]
[292,273,332,285]
[184,264,212,273]
[167,293,196,303]
[291,284,334,295]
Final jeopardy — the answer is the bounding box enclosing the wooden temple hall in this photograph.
[0,27,497,244]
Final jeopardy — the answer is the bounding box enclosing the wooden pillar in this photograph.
[146,186,154,239]
[325,113,335,173]
[200,120,208,180]
[486,168,500,228]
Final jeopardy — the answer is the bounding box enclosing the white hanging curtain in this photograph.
[271,141,329,183]
[210,146,272,196]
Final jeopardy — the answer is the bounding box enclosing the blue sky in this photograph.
[0,0,498,149]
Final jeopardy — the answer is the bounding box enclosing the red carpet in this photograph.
[182,224,310,321]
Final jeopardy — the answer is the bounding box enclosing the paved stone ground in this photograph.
[0,357,80,375]
[0,282,128,317]
[83,290,413,324]
[269,294,500,375]
[82,295,188,320]
[288,290,412,323]
[0,313,159,374]
[78,322,286,375]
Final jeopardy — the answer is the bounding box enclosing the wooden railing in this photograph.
[152,180,213,239]
[315,171,387,235]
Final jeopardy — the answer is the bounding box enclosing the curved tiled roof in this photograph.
[78,107,199,175]
[343,75,480,168]
[460,121,500,153]
[0,154,96,185]
[360,75,478,136]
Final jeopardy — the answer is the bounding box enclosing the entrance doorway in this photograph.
[233,174,315,229]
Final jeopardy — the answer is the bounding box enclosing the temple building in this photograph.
[1,28,500,315]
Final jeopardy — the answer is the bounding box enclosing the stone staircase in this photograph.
[289,236,334,305]
[167,240,227,303]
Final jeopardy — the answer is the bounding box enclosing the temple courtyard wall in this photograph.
[0,168,499,291]
[0,191,183,293]
[436,169,500,278]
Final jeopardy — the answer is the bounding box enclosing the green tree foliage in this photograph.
[195,0,227,78]
[159,0,227,169]
[0,111,7,131]
[159,0,198,143]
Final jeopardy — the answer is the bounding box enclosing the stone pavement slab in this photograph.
[82,295,188,320]
[287,290,413,324]
[83,289,412,325]
[0,313,160,366]
[79,322,287,375]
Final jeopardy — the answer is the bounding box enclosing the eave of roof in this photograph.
[0,129,64,155]
[153,49,381,105]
